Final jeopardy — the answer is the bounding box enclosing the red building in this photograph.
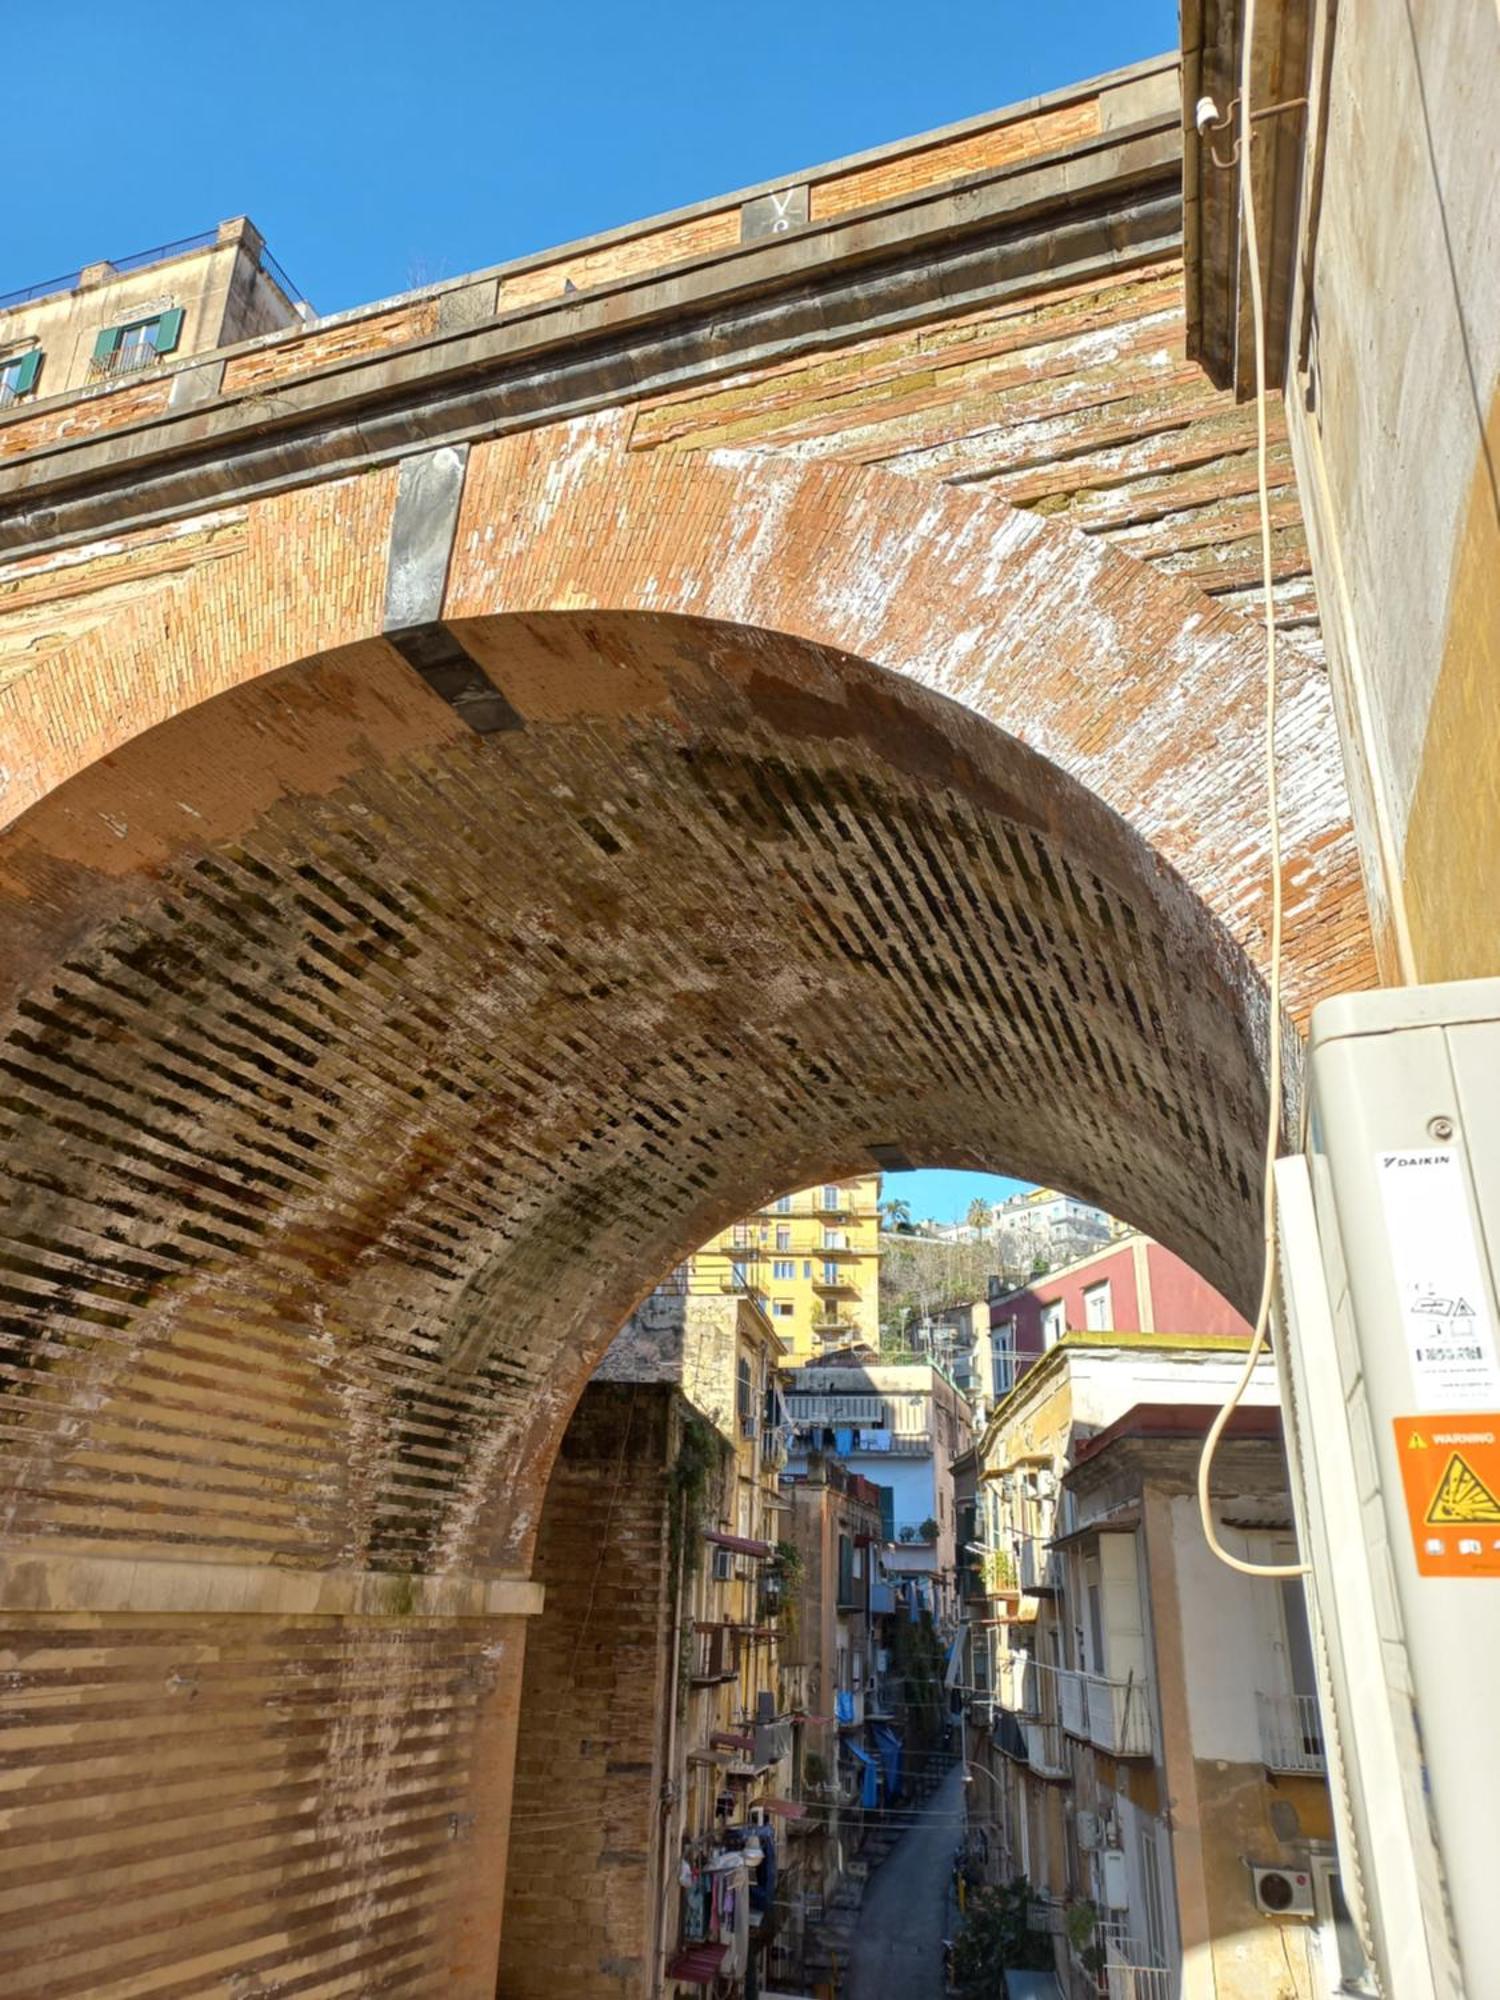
[987,1233,1250,1397]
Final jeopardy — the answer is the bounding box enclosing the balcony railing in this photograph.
[812,1274,861,1295]
[1059,1669,1153,1758]
[689,1623,739,1684]
[1100,1925,1175,2000]
[87,341,166,382]
[1256,1691,1328,1774]
[1019,1537,1059,1594]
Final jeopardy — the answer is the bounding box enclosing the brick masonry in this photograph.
[500,1383,678,1999]
[0,65,1378,2000]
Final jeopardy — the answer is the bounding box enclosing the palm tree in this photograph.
[881,1195,913,1232]
[965,1197,992,1232]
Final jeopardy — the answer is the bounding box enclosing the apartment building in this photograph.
[987,1232,1248,1401]
[784,1355,972,1632]
[989,1187,1116,1278]
[0,219,303,409]
[773,1454,887,1987]
[961,1328,1359,1999]
[693,1175,882,1361]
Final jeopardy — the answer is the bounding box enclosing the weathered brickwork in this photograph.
[0,1608,528,2000]
[0,59,1375,2000]
[500,1384,678,1997]
[626,261,1318,643]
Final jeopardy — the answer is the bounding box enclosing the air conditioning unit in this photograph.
[740,1416,759,1440]
[1251,1865,1315,1918]
[1075,1811,1102,1852]
[711,1548,735,1582]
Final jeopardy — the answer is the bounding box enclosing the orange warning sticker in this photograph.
[1394,1416,1500,1577]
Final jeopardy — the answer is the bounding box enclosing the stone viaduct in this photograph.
[0,55,1373,2000]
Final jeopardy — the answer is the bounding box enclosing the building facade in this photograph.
[0,217,302,410]
[784,1355,973,1633]
[987,1233,1250,1402]
[960,1328,1358,1999]
[989,1187,1117,1277]
[693,1176,882,1363]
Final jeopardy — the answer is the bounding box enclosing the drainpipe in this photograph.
[656,1407,688,1998]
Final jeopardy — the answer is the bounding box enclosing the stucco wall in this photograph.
[1287,0,1500,979]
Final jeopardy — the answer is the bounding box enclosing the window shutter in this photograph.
[92,326,121,362]
[154,308,185,354]
[12,350,41,394]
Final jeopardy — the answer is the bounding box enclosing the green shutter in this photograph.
[92,325,121,362]
[12,350,41,394]
[153,308,184,355]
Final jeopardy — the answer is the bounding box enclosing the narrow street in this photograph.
[844,1765,964,2000]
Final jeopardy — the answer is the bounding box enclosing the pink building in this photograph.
[987,1233,1249,1397]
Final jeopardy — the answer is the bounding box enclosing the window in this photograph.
[772,1301,793,1318]
[1041,1300,1065,1348]
[90,309,185,379]
[772,1259,795,1280]
[822,1185,841,1211]
[775,1225,791,1251]
[803,1261,812,1279]
[822,1260,840,1285]
[822,1228,845,1250]
[0,349,42,407]
[774,1195,793,1213]
[729,1261,749,1292]
[737,1357,754,1424]
[1083,1281,1113,1331]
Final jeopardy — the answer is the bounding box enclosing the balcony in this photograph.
[1059,1668,1153,1758]
[812,1273,861,1296]
[1256,1691,1328,1774]
[1021,1718,1069,1778]
[1019,1537,1059,1594]
[689,1622,740,1684]
[86,342,166,382]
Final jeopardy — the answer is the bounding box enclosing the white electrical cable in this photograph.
[1196,0,1310,1583]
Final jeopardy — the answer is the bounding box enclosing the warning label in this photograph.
[1394,1417,1500,1576]
[1426,1454,1500,1524]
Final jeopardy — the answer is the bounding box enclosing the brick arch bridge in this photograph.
[0,430,1371,1996]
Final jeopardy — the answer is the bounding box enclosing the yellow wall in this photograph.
[691,1175,881,1363]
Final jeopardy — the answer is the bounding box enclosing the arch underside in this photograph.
[0,610,1274,1584]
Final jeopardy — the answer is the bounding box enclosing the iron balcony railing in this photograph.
[1059,1668,1153,1758]
[1099,1923,1175,2000]
[87,341,166,382]
[1256,1691,1328,1774]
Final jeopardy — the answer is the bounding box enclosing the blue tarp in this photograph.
[845,1739,880,1809]
[834,1689,857,1726]
[834,1427,854,1455]
[871,1722,903,1801]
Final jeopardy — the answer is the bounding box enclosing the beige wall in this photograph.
[0,219,299,403]
[1286,0,1500,981]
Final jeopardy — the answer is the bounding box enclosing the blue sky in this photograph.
[882,1169,1032,1224]
[9,2,1176,314]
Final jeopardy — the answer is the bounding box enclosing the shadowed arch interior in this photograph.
[0,609,1276,1587]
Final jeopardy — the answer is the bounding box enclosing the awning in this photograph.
[666,1941,729,1983]
[845,1739,880,1808]
[704,1530,773,1557]
[710,1731,755,1753]
[760,1797,808,1819]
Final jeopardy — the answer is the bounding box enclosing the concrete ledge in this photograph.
[0,1545,545,1619]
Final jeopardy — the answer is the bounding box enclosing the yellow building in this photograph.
[692,1176,882,1362]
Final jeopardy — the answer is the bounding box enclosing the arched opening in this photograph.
[0,439,1372,1998]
